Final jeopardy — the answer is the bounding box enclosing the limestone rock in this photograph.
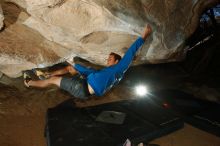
[0,4,4,30]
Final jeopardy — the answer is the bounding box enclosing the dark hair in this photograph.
[110,52,122,62]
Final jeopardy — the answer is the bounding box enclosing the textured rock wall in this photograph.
[0,0,219,77]
[0,4,4,30]
[0,2,69,77]
[21,0,220,63]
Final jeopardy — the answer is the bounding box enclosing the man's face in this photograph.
[107,55,118,66]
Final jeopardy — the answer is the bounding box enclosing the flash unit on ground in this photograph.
[135,85,149,96]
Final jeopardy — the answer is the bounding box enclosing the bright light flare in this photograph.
[135,85,149,96]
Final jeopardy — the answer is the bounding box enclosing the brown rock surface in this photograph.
[0,3,4,29]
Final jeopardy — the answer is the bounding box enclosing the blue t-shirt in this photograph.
[74,37,145,96]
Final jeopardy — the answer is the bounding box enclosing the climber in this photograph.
[24,24,152,99]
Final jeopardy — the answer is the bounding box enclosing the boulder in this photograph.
[0,2,71,78]
[0,0,219,77]
[21,0,219,64]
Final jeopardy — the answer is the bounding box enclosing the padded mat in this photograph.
[45,98,184,146]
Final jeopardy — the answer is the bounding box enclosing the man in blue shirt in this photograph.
[24,25,152,99]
